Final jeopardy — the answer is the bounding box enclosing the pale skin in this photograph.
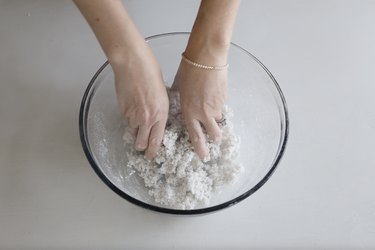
[74,0,240,160]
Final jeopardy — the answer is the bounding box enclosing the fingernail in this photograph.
[136,143,146,151]
[200,147,209,159]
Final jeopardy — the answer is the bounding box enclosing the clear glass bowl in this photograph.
[79,32,289,215]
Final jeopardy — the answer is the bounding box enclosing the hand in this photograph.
[172,55,227,159]
[112,42,169,160]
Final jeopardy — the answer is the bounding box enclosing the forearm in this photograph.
[73,0,144,67]
[186,0,241,65]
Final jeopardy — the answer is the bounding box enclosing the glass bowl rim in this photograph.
[79,32,289,215]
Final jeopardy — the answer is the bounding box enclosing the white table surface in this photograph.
[1,0,374,249]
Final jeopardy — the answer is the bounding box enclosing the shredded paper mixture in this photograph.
[123,90,244,209]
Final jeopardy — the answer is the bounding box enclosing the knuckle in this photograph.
[138,108,166,125]
[202,100,223,114]
[138,111,154,125]
[140,110,151,124]
[189,132,202,143]
[202,103,216,118]
[150,137,161,146]
[209,129,220,137]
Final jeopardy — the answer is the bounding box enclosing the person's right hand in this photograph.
[172,56,227,160]
[111,41,169,160]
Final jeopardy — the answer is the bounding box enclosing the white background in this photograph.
[0,0,374,249]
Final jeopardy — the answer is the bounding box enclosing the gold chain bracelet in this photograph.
[181,53,228,70]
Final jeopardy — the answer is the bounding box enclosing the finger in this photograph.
[145,120,166,160]
[127,127,138,139]
[203,118,222,144]
[186,119,209,159]
[135,125,152,151]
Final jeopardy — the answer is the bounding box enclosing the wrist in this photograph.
[107,38,149,72]
[184,32,230,66]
